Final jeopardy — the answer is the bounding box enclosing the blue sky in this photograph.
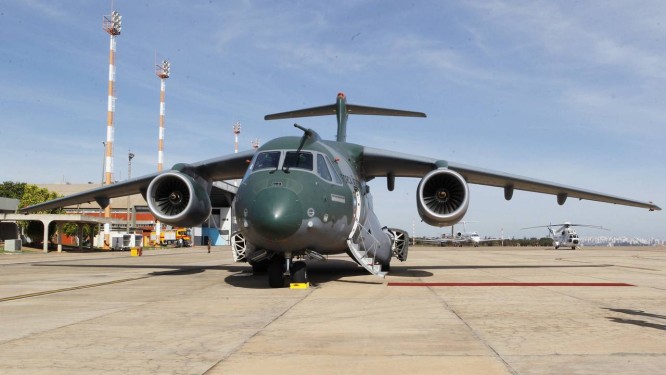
[1,1,664,239]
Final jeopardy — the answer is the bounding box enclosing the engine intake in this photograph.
[146,171,212,227]
[416,168,469,227]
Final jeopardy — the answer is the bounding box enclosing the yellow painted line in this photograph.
[0,276,150,303]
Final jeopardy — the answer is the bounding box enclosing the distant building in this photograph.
[36,182,236,246]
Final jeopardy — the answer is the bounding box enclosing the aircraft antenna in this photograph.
[155,58,170,172]
[102,8,122,249]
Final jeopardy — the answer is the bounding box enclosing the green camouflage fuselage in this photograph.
[233,131,383,258]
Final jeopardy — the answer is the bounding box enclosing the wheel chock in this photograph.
[290,282,309,289]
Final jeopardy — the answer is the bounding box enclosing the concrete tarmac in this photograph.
[0,245,665,374]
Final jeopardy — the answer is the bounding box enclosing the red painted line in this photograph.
[387,282,634,287]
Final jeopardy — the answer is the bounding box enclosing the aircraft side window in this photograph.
[253,151,281,171]
[284,151,313,171]
[316,154,332,181]
[325,155,342,184]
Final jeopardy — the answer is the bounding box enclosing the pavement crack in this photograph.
[202,287,314,374]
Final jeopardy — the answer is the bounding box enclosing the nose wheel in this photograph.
[267,257,286,288]
[266,257,309,288]
[290,261,308,284]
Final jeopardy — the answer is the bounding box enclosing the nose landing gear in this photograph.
[266,256,309,288]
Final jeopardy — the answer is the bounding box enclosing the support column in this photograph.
[56,222,63,252]
[41,219,51,253]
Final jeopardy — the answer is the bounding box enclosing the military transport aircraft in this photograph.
[523,222,609,250]
[22,93,660,287]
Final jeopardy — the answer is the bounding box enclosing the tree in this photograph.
[0,181,27,200]
[1,182,62,245]
[18,184,61,212]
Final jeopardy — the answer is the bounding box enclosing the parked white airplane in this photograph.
[424,221,499,247]
[523,222,608,250]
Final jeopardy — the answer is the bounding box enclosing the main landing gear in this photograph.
[265,256,309,288]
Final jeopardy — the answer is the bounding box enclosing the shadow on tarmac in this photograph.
[604,308,666,331]
[34,260,612,289]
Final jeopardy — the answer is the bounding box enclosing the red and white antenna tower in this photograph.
[233,121,241,154]
[156,59,170,172]
[102,9,121,249]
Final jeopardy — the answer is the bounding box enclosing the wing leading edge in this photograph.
[20,150,255,213]
[361,147,660,211]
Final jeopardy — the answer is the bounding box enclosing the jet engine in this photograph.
[416,168,469,227]
[146,171,212,227]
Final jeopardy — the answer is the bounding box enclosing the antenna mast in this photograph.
[102,9,121,249]
[156,59,170,171]
[233,121,241,154]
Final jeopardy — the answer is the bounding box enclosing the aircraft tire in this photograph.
[268,259,285,288]
[572,246,576,250]
[250,259,270,274]
[381,263,390,273]
[291,261,308,283]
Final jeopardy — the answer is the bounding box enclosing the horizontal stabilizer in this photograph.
[264,104,426,120]
[264,93,427,142]
[347,104,426,118]
[265,104,337,120]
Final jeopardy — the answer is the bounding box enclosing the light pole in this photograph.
[126,151,135,231]
[97,141,107,246]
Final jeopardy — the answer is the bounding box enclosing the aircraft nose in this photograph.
[249,188,303,241]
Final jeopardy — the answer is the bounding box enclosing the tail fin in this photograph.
[264,92,426,142]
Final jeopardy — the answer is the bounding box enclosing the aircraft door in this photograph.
[315,154,353,237]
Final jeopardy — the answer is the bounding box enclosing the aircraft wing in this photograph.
[361,147,661,211]
[20,150,255,213]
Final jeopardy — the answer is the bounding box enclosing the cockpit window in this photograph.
[316,154,332,181]
[325,156,342,184]
[283,151,313,171]
[252,151,281,171]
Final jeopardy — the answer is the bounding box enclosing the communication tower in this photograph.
[102,9,121,248]
[233,122,241,154]
[155,59,170,172]
[251,138,260,150]
[154,59,170,240]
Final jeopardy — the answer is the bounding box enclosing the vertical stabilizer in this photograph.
[335,92,349,142]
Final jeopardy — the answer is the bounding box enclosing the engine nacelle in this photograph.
[146,171,212,227]
[416,168,469,227]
